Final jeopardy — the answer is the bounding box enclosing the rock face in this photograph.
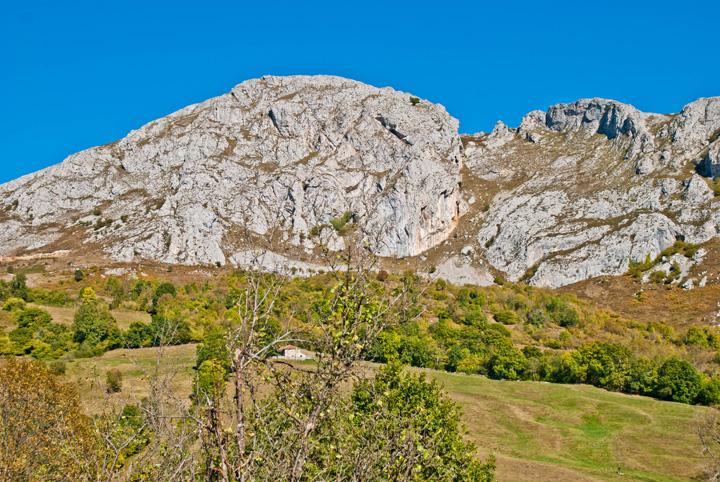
[1,76,719,289]
[464,96,720,287]
[0,76,463,265]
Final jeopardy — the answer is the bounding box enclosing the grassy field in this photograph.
[28,302,151,329]
[64,345,712,481]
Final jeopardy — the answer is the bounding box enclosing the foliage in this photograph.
[344,362,495,481]
[2,297,26,312]
[106,368,123,393]
[73,287,122,355]
[654,357,703,403]
[329,210,353,234]
[195,327,231,374]
[0,357,101,480]
[9,273,28,300]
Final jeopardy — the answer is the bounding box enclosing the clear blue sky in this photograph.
[2,0,718,183]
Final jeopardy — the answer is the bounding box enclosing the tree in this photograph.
[73,287,121,354]
[151,282,177,311]
[341,362,495,481]
[10,273,28,301]
[124,321,153,348]
[698,410,720,480]
[0,357,101,480]
[655,357,703,404]
[196,327,231,374]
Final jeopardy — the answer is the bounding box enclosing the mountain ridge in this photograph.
[2,75,719,289]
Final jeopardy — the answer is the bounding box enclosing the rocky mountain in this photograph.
[1,75,719,289]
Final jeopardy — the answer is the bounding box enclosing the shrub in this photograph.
[74,269,85,282]
[526,308,548,326]
[106,369,123,393]
[15,307,52,328]
[10,273,28,300]
[2,297,26,312]
[151,282,177,310]
[409,96,421,106]
[329,211,352,234]
[488,345,526,380]
[493,309,518,325]
[699,377,720,406]
[649,270,667,284]
[685,326,710,347]
[123,321,152,348]
[48,360,67,375]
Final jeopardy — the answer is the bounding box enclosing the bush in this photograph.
[149,314,191,346]
[329,211,352,234]
[526,308,548,326]
[27,288,71,306]
[106,369,123,393]
[649,270,667,284]
[10,273,28,300]
[151,282,177,311]
[2,297,26,312]
[493,309,518,325]
[48,360,67,375]
[15,307,52,328]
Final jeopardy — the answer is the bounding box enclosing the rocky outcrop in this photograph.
[697,141,720,178]
[0,75,463,265]
[465,97,720,288]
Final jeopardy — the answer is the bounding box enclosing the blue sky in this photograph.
[1,0,718,183]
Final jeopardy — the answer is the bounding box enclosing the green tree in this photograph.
[73,288,121,354]
[123,321,152,348]
[654,357,703,404]
[488,344,526,380]
[196,327,231,374]
[345,362,495,481]
[151,282,177,311]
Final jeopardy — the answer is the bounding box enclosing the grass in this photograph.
[429,369,711,481]
[28,302,151,329]
[64,346,712,481]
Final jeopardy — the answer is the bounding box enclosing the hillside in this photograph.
[62,344,711,482]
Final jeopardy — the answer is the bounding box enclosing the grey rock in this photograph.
[0,75,463,266]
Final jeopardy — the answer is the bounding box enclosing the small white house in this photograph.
[278,345,314,360]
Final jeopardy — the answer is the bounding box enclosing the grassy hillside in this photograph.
[64,345,711,481]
